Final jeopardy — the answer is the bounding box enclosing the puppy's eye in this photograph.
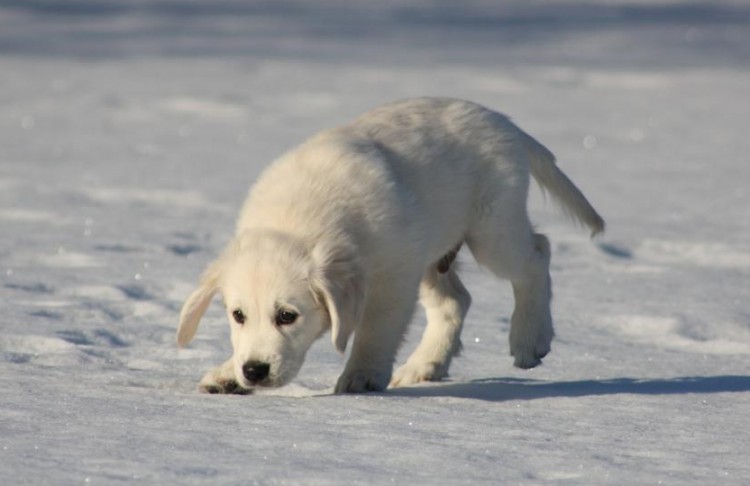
[275,309,298,326]
[232,309,246,325]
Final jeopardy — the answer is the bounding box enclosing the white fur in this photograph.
[177,97,604,394]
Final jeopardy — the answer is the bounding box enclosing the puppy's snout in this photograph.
[242,360,270,384]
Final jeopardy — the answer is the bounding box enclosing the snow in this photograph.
[1,1,749,484]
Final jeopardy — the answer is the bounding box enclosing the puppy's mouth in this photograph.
[236,375,277,389]
[235,372,289,390]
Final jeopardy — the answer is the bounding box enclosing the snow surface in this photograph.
[1,1,749,484]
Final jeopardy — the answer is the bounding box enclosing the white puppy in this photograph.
[177,97,604,394]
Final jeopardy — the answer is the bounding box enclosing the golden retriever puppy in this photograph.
[177,97,604,394]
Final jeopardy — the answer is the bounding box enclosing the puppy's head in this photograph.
[177,230,364,390]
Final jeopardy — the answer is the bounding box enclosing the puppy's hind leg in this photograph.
[390,264,471,388]
[507,233,553,369]
[468,217,554,369]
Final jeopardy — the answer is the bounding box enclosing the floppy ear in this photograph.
[310,240,366,354]
[177,259,223,348]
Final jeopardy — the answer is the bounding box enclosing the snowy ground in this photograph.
[1,1,749,484]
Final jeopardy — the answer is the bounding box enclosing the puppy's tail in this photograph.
[521,131,605,237]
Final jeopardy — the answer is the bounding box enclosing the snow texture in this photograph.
[1,1,749,484]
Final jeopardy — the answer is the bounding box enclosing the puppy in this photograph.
[177,97,604,394]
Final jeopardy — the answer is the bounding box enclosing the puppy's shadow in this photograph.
[385,375,750,402]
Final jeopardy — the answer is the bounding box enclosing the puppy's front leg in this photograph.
[391,267,471,387]
[198,357,252,395]
[335,287,418,394]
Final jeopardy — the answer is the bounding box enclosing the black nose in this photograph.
[242,361,270,384]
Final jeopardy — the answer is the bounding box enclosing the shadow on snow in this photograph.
[384,375,750,401]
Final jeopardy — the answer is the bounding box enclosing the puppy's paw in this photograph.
[510,319,553,369]
[335,369,389,394]
[198,361,252,395]
[198,378,253,395]
[389,361,446,388]
[511,340,550,369]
